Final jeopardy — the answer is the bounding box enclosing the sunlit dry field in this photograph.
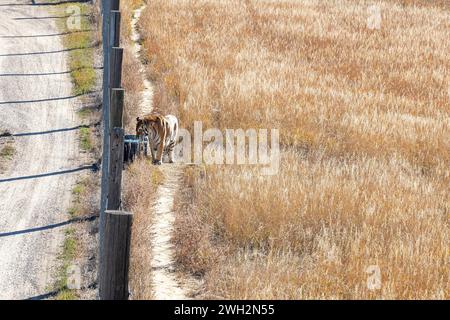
[136,0,449,299]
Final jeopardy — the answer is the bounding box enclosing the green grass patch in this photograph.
[76,107,94,120]
[68,207,78,218]
[63,228,77,260]
[54,228,79,300]
[72,183,85,196]
[69,179,89,218]
[79,127,93,151]
[0,144,15,160]
[55,289,78,300]
[50,2,97,95]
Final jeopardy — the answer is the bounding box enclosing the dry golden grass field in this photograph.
[125,0,449,299]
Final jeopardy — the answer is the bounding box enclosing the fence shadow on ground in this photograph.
[0,1,91,7]
[24,282,97,300]
[0,30,92,39]
[3,123,99,138]
[0,91,99,105]
[0,215,98,238]
[0,164,98,183]
[0,45,96,57]
[0,66,102,78]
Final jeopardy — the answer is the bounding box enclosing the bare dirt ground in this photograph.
[0,0,87,299]
[151,165,192,300]
[130,6,153,116]
[131,4,198,300]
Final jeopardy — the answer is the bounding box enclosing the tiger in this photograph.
[136,114,179,165]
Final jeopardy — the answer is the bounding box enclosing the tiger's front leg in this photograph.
[151,148,158,164]
[152,154,161,165]
[153,145,163,165]
[148,139,158,164]
[150,141,162,165]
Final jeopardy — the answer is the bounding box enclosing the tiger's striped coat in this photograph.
[136,114,179,165]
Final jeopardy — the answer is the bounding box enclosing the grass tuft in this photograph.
[0,145,15,160]
[79,127,92,152]
[49,1,97,95]
[54,228,78,300]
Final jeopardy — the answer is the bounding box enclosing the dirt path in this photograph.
[150,165,190,299]
[130,6,153,116]
[131,4,197,300]
[0,1,85,299]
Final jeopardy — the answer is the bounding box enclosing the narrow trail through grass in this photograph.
[130,5,153,116]
[131,4,198,300]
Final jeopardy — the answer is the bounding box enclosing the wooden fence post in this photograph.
[99,1,111,248]
[111,0,120,11]
[109,47,123,88]
[110,10,121,47]
[110,88,124,130]
[100,0,120,259]
[99,210,133,300]
[100,1,122,232]
[107,127,124,211]
[99,0,126,300]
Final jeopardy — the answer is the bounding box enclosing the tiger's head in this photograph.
[136,114,165,138]
[135,117,147,138]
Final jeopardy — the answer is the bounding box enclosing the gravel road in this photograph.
[0,0,85,299]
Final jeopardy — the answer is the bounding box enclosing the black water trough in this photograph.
[124,135,148,164]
